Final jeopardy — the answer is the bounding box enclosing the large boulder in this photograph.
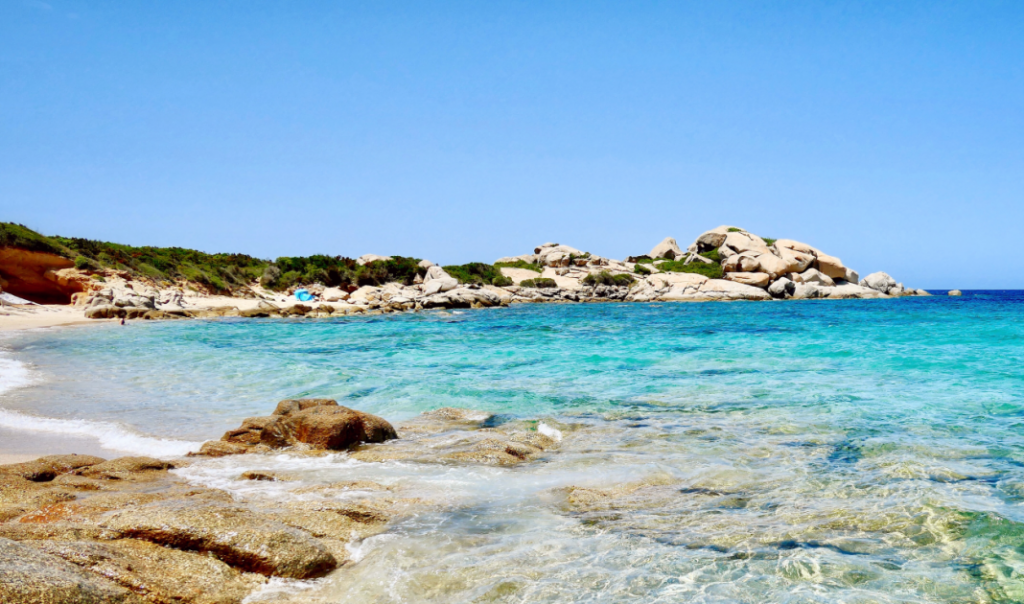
[860,272,897,295]
[220,399,397,452]
[948,289,962,296]
[753,253,790,279]
[697,279,772,301]
[722,253,760,273]
[721,231,771,256]
[723,272,770,288]
[648,237,683,260]
[0,537,136,604]
[100,503,337,579]
[791,268,835,287]
[693,226,737,252]
[774,246,815,273]
[768,277,795,299]
[814,252,848,280]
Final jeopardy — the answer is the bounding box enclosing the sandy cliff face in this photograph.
[0,249,78,304]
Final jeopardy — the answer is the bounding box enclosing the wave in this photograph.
[0,349,201,458]
[0,408,203,458]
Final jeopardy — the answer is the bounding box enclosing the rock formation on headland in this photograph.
[0,401,561,604]
[0,221,933,318]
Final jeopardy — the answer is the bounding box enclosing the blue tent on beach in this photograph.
[294,289,314,302]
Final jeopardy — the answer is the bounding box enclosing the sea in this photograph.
[2,292,1023,603]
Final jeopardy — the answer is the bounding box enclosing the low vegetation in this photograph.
[520,278,558,288]
[582,271,635,287]
[443,262,506,286]
[494,259,544,273]
[0,223,72,256]
[655,260,724,279]
[635,264,652,275]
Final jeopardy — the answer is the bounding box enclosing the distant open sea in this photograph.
[2,291,1024,602]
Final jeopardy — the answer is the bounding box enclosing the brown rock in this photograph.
[194,441,253,458]
[0,537,138,604]
[33,539,266,604]
[79,457,174,481]
[260,405,398,450]
[221,416,276,445]
[100,502,337,579]
[272,398,338,416]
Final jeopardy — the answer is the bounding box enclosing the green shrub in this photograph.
[702,248,722,263]
[443,262,502,285]
[635,264,652,276]
[635,257,655,264]
[260,265,282,288]
[74,255,98,271]
[762,238,777,247]
[728,227,743,233]
[520,278,557,288]
[91,274,105,282]
[0,223,72,256]
[492,275,513,287]
[582,271,635,287]
[656,260,724,279]
[494,260,544,273]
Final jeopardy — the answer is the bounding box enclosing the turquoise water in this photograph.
[2,294,1024,602]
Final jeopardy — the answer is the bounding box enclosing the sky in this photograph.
[2,1,1022,288]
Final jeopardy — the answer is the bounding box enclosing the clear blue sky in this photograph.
[2,1,1022,288]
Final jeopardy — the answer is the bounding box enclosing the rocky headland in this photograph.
[0,223,939,327]
[0,400,562,603]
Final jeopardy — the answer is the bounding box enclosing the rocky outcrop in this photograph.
[0,248,77,304]
[214,399,397,454]
[649,237,684,260]
[948,289,962,296]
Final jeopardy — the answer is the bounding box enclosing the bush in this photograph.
[443,262,502,285]
[634,257,655,264]
[494,260,544,273]
[728,227,743,233]
[582,271,635,287]
[260,264,282,288]
[702,248,722,263]
[74,255,98,271]
[656,260,724,279]
[492,275,513,287]
[635,264,652,275]
[520,278,557,288]
[762,238,777,247]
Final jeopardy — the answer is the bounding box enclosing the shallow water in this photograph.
[2,293,1024,602]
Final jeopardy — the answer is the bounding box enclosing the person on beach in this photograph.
[120,317,125,325]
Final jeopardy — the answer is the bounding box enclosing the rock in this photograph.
[723,272,770,288]
[194,441,254,458]
[221,417,277,445]
[697,279,772,301]
[774,246,815,273]
[0,537,137,604]
[261,405,397,450]
[648,237,684,260]
[79,457,173,481]
[417,259,436,269]
[273,398,337,416]
[840,267,860,284]
[814,252,848,280]
[948,289,962,296]
[823,283,887,299]
[753,253,790,278]
[721,253,760,273]
[100,502,337,579]
[279,304,312,317]
[791,268,835,287]
[774,239,819,256]
[356,254,391,266]
[693,226,736,251]
[84,305,125,320]
[321,287,349,302]
[33,539,265,604]
[860,272,897,294]
[768,277,795,298]
[423,277,458,295]
[721,231,771,256]
[0,455,106,482]
[791,283,826,299]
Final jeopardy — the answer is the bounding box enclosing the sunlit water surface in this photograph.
[2,293,1024,603]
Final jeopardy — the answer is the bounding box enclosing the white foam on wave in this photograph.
[0,352,35,397]
[0,409,203,458]
[242,577,330,603]
[538,422,563,441]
